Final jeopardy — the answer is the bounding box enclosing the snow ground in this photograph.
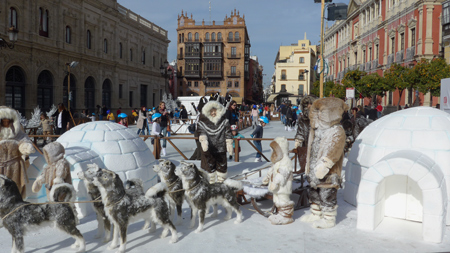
[1,121,449,252]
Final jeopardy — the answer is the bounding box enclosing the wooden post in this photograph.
[153,136,160,159]
[234,138,239,162]
[167,139,188,160]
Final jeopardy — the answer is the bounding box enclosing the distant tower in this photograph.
[304,32,307,40]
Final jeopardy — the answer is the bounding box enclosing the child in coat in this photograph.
[250,116,269,162]
[230,125,245,160]
[40,113,53,145]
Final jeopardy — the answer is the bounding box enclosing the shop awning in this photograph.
[267,94,278,103]
[233,97,243,104]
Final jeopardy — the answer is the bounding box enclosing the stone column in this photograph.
[417,7,423,56]
[424,5,434,55]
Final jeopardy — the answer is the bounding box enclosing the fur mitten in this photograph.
[19,142,35,156]
[226,139,233,154]
[32,174,45,193]
[53,177,64,185]
[199,135,208,152]
[314,157,334,179]
[295,139,302,148]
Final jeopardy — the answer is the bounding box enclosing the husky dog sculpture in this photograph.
[175,161,243,233]
[153,159,185,225]
[92,168,177,253]
[0,175,85,253]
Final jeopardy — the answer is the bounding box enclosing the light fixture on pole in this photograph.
[160,60,173,95]
[65,61,79,126]
[0,26,19,49]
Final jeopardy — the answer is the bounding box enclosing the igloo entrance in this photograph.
[356,151,447,243]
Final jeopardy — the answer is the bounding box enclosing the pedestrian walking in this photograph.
[136,106,148,135]
[250,116,269,162]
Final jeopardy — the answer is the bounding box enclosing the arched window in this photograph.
[188,32,192,41]
[119,42,122,58]
[130,49,133,61]
[65,26,71,44]
[5,66,26,114]
[39,8,48,37]
[228,32,233,40]
[10,7,17,29]
[142,49,145,65]
[37,70,53,111]
[102,79,112,108]
[84,76,96,112]
[235,32,240,41]
[211,32,216,41]
[63,73,76,109]
[195,32,199,41]
[86,30,91,49]
[281,70,286,80]
[103,39,107,53]
[205,32,210,41]
[217,32,222,41]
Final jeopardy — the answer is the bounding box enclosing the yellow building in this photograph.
[272,34,317,105]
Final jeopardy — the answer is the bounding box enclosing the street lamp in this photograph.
[0,26,19,49]
[203,73,209,95]
[65,61,78,126]
[160,60,173,95]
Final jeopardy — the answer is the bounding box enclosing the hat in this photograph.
[107,110,111,114]
[92,113,95,116]
[231,125,238,131]
[118,113,127,118]
[259,116,269,124]
[152,113,162,121]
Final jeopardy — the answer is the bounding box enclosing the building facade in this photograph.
[324,0,443,107]
[1,0,169,116]
[273,34,317,105]
[176,10,251,104]
[247,56,264,103]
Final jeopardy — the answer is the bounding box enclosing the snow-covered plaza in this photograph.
[1,119,450,252]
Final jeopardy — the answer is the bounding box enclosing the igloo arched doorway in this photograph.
[357,150,447,243]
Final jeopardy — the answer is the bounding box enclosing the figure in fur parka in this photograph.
[300,97,347,229]
[294,96,317,148]
[197,101,233,183]
[262,137,294,225]
[32,142,72,201]
[0,140,28,198]
[0,106,35,197]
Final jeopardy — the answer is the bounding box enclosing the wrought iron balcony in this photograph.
[177,54,183,60]
[395,51,404,63]
[185,52,201,58]
[227,37,241,43]
[227,53,241,59]
[204,52,222,58]
[184,70,201,77]
[227,70,240,77]
[406,46,415,61]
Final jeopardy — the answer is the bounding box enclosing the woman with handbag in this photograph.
[136,106,147,135]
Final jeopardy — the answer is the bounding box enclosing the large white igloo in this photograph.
[344,107,450,243]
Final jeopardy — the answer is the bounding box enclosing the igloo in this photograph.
[344,107,450,243]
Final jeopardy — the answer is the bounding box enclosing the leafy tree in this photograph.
[360,73,388,105]
[311,80,336,98]
[413,58,450,97]
[342,69,367,101]
[384,63,411,107]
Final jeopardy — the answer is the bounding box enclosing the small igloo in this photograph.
[344,107,450,243]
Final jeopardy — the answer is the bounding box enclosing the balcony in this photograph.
[298,75,305,81]
[360,64,365,71]
[204,70,222,78]
[184,70,201,78]
[177,54,183,60]
[349,65,356,71]
[185,52,200,58]
[204,52,222,58]
[227,53,241,59]
[395,51,404,63]
[187,38,202,42]
[227,37,241,43]
[227,70,241,77]
[281,74,287,80]
[406,46,415,61]
[372,60,378,70]
[365,62,371,71]
[387,54,395,66]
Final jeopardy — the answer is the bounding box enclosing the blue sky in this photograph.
[117,0,339,88]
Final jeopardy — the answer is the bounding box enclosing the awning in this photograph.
[233,97,243,104]
[267,94,278,102]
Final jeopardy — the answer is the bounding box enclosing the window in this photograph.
[391,37,395,54]
[142,50,145,65]
[211,32,216,41]
[281,84,286,91]
[231,47,237,56]
[37,70,53,111]
[376,44,379,59]
[195,32,199,41]
[187,81,192,87]
[234,32,239,41]
[119,84,123,99]
[103,39,108,53]
[300,57,305,63]
[302,43,306,48]
[228,32,233,40]
[234,81,239,87]
[188,32,192,41]
[153,56,156,67]
[194,81,198,87]
[119,43,122,58]
[140,85,147,107]
[129,91,133,107]
[217,32,222,41]
[84,77,96,111]
[363,50,366,62]
[39,8,48,37]
[281,70,286,80]
[87,30,91,49]
[231,66,236,75]
[299,70,304,80]
[228,81,232,87]
[102,79,112,108]
[66,26,71,44]
[369,47,372,61]
[10,7,17,29]
[179,34,182,43]
[130,49,133,61]
[411,28,416,47]
[205,32,210,41]
[400,33,404,51]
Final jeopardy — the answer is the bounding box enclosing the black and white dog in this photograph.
[153,159,185,225]
[175,162,243,233]
[0,175,85,253]
[77,164,147,242]
[92,168,178,253]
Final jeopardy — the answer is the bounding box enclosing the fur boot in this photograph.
[208,172,216,184]
[312,205,337,229]
[299,203,322,223]
[216,171,227,183]
[268,201,294,225]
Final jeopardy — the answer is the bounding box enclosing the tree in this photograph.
[311,80,336,98]
[413,58,450,97]
[341,69,367,101]
[360,72,388,105]
[384,63,411,107]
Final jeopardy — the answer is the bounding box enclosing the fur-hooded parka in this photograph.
[197,101,232,153]
[306,98,347,188]
[295,95,317,146]
[0,106,35,156]
[0,139,28,197]
[32,142,72,193]
[266,137,293,205]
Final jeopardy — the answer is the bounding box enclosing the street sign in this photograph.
[346,88,355,99]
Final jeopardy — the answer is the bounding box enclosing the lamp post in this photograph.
[0,26,19,49]
[203,73,209,96]
[304,69,309,94]
[65,61,78,126]
[160,60,173,96]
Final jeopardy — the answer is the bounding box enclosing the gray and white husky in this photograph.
[77,164,146,242]
[0,175,85,253]
[92,168,178,253]
[153,159,185,225]
[175,161,243,233]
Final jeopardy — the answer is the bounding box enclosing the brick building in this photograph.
[324,0,443,107]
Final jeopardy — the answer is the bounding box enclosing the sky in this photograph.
[117,0,340,88]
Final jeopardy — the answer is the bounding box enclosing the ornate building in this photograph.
[0,0,169,116]
[324,0,443,107]
[176,9,252,104]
